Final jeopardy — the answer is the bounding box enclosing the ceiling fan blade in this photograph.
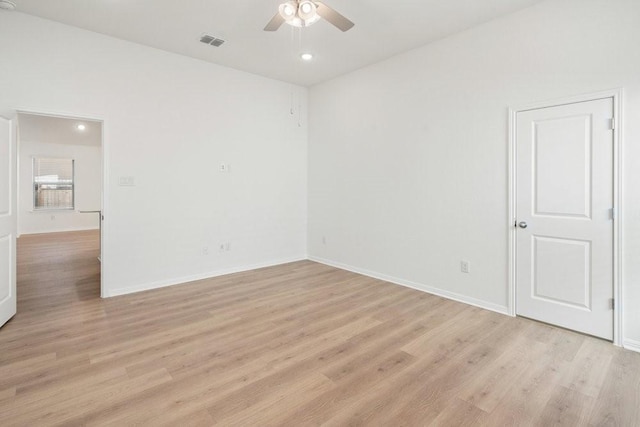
[315,1,354,32]
[264,12,285,31]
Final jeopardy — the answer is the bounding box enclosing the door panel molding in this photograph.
[508,88,623,346]
[532,114,592,219]
[531,235,591,311]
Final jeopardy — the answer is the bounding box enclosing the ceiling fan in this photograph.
[264,1,355,32]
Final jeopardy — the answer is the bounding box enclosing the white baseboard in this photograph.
[623,339,640,353]
[19,226,99,236]
[308,255,510,316]
[104,255,308,298]
[101,252,636,351]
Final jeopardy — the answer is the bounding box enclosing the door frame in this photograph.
[507,88,624,346]
[15,108,109,298]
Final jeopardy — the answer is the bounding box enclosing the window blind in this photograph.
[33,158,75,210]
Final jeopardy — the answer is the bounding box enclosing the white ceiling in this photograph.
[12,0,543,86]
[18,113,102,147]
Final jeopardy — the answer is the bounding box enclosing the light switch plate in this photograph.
[118,176,135,186]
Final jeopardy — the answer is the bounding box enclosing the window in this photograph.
[33,158,75,210]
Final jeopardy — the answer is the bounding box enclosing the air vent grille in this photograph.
[200,34,225,47]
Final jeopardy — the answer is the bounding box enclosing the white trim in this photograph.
[623,339,640,354]
[508,88,624,346]
[309,256,510,316]
[100,117,108,298]
[15,123,20,238]
[105,256,307,297]
[15,108,108,299]
[16,110,104,123]
[510,89,623,112]
[612,90,624,347]
[508,106,517,318]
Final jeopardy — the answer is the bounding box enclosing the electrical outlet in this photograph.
[202,246,209,255]
[461,260,470,274]
[219,163,229,173]
[219,243,225,252]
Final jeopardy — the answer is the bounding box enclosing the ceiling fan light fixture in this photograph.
[302,14,321,27]
[276,0,321,28]
[278,1,297,21]
[265,0,354,32]
[298,1,317,20]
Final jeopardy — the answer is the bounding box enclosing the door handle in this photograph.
[518,221,528,229]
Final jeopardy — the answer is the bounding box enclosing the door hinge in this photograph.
[609,118,615,130]
[610,298,615,310]
[610,207,617,220]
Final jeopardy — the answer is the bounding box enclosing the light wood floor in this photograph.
[1,231,639,426]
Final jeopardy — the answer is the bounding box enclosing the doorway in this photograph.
[16,112,104,307]
[509,91,623,343]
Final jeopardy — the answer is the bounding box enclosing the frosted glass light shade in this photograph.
[279,1,321,28]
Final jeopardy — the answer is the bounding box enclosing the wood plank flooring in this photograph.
[1,230,639,426]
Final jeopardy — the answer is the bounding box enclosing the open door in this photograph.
[0,116,16,328]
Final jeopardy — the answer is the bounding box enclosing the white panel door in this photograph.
[0,116,16,328]
[516,98,614,340]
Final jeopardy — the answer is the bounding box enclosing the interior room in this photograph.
[16,113,102,307]
[0,0,639,424]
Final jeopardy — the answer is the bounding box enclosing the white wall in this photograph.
[3,1,638,349]
[19,140,102,235]
[308,0,640,348]
[0,12,308,296]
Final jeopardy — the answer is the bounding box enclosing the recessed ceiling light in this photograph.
[76,124,86,131]
[301,53,313,61]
